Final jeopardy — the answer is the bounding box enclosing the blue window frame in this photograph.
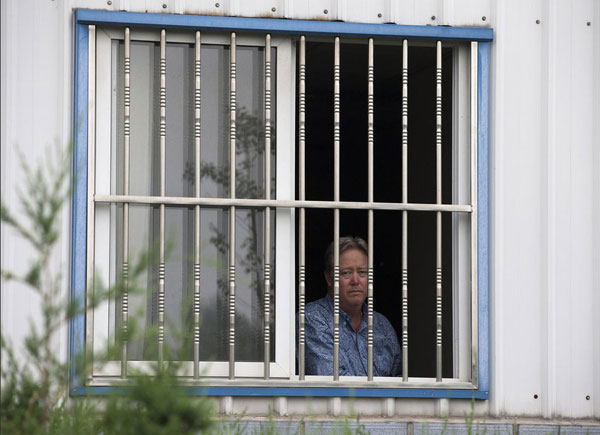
[71,8,492,399]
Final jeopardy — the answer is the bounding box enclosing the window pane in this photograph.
[111,39,277,363]
[114,40,159,197]
[166,43,195,198]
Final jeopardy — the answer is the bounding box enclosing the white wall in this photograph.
[491,0,600,419]
[1,0,599,419]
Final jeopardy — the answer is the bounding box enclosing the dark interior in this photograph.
[295,40,454,378]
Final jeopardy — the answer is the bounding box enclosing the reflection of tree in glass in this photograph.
[183,106,275,361]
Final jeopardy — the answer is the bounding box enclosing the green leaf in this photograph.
[24,262,42,288]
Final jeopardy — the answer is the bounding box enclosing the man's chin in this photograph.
[345,291,366,302]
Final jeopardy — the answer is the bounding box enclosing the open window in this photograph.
[297,40,456,379]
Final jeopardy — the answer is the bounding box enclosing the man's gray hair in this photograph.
[324,236,368,278]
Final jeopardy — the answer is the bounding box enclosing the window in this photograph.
[71,9,491,399]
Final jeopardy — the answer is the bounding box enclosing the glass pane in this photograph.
[114,40,160,197]
[166,43,195,197]
[233,208,275,362]
[197,45,277,200]
[197,45,229,198]
[111,39,277,363]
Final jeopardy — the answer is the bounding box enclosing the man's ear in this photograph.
[324,271,333,289]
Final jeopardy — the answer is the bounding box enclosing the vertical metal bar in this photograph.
[121,26,130,378]
[367,37,374,381]
[333,36,341,381]
[86,24,97,367]
[401,39,409,382]
[435,40,443,382]
[263,33,272,380]
[193,30,201,379]
[158,29,166,364]
[298,35,307,380]
[228,32,237,380]
[470,41,479,388]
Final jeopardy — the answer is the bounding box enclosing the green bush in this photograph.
[0,145,215,434]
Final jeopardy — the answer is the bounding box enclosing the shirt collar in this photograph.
[323,293,368,329]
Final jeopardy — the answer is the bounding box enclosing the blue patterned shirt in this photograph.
[303,294,402,377]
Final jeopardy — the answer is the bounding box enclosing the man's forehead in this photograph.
[340,249,368,263]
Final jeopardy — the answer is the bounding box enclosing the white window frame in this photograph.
[91,28,296,380]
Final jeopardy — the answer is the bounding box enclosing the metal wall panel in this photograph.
[490,0,599,420]
[491,0,546,417]
[541,0,596,419]
[103,0,492,26]
[1,0,599,420]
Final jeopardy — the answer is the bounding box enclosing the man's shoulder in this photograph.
[372,311,395,332]
[306,296,330,311]
[305,296,332,318]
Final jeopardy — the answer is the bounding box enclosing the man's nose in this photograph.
[350,271,359,283]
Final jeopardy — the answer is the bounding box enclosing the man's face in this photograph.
[326,248,368,314]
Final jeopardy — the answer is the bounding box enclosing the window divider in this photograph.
[86,23,97,376]
[470,41,479,389]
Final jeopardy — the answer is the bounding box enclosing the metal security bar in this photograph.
[158,29,167,364]
[367,37,375,381]
[229,32,237,380]
[298,35,307,381]
[401,39,409,382]
[121,27,131,378]
[332,36,341,381]
[193,30,201,379]
[96,195,471,212]
[263,33,272,380]
[435,40,443,382]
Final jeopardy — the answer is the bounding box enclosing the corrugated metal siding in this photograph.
[491,0,599,419]
[99,0,493,26]
[1,0,599,419]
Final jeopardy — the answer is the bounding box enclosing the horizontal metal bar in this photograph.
[95,195,472,213]
[75,9,494,42]
[86,376,479,390]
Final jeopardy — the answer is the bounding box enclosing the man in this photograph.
[304,236,402,376]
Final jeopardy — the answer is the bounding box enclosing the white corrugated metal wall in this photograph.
[1,0,599,419]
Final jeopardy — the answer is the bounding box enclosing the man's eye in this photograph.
[358,271,367,278]
[340,271,352,279]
